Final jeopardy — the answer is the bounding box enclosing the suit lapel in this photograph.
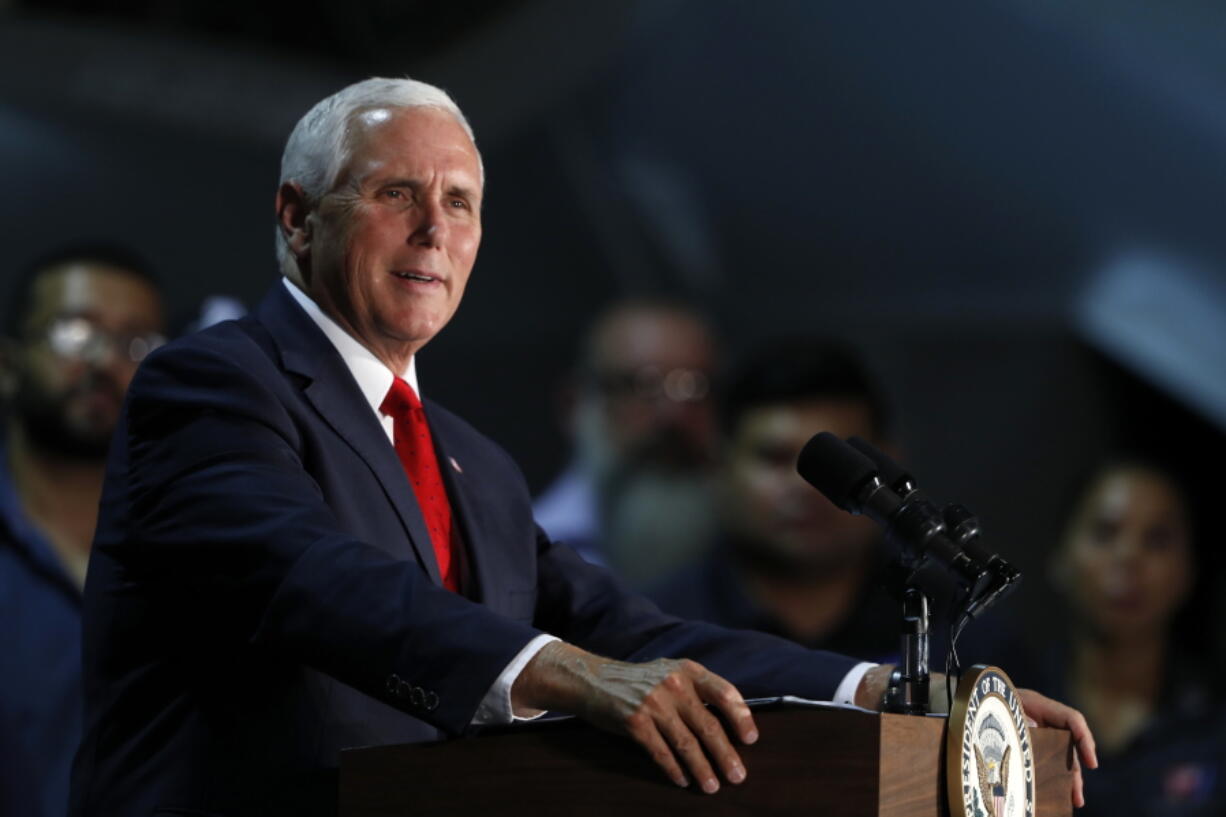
[427,420,486,601]
[254,285,442,585]
[427,411,518,612]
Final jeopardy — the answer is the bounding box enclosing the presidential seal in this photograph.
[946,665,1035,817]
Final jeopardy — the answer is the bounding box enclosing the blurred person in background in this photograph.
[652,338,1022,668]
[534,299,720,587]
[1041,458,1224,816]
[650,338,898,661]
[0,244,166,817]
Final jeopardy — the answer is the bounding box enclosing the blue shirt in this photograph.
[0,452,83,817]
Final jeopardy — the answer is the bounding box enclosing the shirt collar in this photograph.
[281,277,419,414]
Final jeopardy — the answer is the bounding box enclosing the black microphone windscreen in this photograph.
[796,432,879,511]
[847,436,911,488]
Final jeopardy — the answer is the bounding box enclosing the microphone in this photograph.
[843,435,1022,616]
[796,432,984,589]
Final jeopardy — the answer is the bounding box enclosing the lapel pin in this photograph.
[449,457,463,474]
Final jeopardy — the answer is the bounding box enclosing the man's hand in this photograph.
[852,664,896,709]
[1017,687,1098,809]
[512,641,759,794]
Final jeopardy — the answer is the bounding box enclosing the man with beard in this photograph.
[0,245,166,817]
[535,300,720,587]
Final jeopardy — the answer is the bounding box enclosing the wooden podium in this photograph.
[339,701,1074,816]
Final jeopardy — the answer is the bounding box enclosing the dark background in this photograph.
[2,0,1223,647]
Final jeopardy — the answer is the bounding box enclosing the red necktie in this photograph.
[380,377,459,592]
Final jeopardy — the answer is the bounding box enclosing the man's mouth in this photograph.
[393,270,440,284]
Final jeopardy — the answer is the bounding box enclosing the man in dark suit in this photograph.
[70,78,1094,816]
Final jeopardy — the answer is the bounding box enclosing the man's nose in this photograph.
[410,201,447,246]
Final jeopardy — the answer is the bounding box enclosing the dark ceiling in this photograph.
[16,0,530,69]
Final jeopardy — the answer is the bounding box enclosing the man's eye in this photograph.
[382,189,408,200]
[449,198,469,209]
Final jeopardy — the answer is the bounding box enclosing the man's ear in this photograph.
[276,182,312,261]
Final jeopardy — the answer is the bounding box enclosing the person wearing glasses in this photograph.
[534,299,720,587]
[0,243,166,817]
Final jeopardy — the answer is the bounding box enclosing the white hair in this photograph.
[275,77,483,270]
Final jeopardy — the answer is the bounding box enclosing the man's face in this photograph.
[7,264,165,459]
[304,106,483,363]
[720,398,879,572]
[579,309,717,475]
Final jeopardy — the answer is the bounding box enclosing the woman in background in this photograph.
[1047,458,1223,816]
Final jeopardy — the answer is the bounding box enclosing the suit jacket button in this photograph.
[424,691,440,711]
[410,686,426,708]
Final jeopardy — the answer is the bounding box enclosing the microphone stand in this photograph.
[883,584,931,715]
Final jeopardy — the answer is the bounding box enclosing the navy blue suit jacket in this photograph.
[70,285,858,817]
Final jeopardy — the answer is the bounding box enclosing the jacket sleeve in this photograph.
[530,529,862,701]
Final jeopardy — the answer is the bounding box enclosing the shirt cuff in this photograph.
[471,634,560,725]
[832,661,878,707]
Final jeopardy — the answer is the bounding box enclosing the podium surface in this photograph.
[340,704,1074,816]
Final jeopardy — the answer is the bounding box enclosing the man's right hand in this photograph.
[511,641,759,794]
